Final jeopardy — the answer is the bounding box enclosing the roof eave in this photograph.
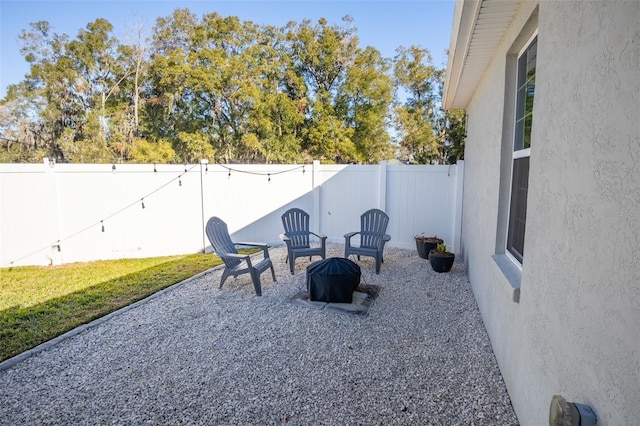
[443,0,482,110]
[443,0,522,110]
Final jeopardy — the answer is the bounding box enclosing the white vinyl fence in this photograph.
[0,159,464,267]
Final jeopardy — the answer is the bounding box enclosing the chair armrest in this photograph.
[279,233,291,242]
[377,234,391,250]
[234,242,269,248]
[310,231,327,240]
[235,242,270,258]
[218,252,250,261]
[344,231,359,239]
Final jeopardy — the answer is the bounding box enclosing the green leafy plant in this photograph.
[436,242,447,252]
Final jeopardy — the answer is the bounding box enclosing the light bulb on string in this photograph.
[57,240,61,252]
[101,220,105,232]
[111,164,116,173]
[302,165,305,174]
[141,198,145,209]
[268,173,271,183]
[228,170,231,178]
[153,164,157,173]
[179,176,182,186]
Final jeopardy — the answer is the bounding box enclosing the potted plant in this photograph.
[414,234,443,259]
[429,243,455,273]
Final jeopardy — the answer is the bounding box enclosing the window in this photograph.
[507,36,536,264]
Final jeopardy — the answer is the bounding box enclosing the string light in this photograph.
[4,163,203,267]
[219,164,305,178]
[5,163,310,267]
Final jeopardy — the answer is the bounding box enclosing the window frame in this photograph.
[505,32,537,266]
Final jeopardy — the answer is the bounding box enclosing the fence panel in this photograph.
[317,164,382,243]
[386,164,460,250]
[202,164,314,247]
[0,160,464,267]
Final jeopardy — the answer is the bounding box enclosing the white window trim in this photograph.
[505,249,523,271]
[504,32,537,267]
[518,31,538,57]
[513,148,530,159]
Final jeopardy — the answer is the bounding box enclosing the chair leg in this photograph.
[289,253,295,275]
[220,269,231,289]
[270,264,277,282]
[250,270,262,296]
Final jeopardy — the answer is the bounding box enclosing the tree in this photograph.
[2,9,454,166]
[66,18,130,148]
[145,8,199,144]
[337,46,394,163]
[245,24,307,163]
[443,109,466,163]
[10,19,142,162]
[0,92,47,162]
[117,19,151,138]
[393,46,440,164]
[16,21,76,161]
[288,17,359,163]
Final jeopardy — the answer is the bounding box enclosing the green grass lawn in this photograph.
[0,252,248,363]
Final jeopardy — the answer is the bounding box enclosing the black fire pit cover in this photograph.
[306,257,361,303]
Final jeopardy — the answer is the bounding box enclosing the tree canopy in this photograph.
[0,10,465,164]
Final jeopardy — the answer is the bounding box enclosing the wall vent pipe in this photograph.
[549,395,597,426]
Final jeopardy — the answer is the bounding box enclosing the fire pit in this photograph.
[306,257,361,303]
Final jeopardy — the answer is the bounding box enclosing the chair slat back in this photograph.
[206,217,241,267]
[281,208,311,248]
[360,209,389,249]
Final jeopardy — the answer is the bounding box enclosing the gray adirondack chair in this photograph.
[205,216,276,296]
[280,208,327,274]
[344,208,391,274]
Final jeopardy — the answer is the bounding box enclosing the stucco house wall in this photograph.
[445,1,640,425]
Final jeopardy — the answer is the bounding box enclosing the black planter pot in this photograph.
[415,237,443,259]
[429,251,455,273]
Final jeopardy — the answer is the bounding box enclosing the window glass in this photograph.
[514,38,536,151]
[507,36,536,263]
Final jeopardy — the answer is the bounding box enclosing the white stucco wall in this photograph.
[460,1,640,425]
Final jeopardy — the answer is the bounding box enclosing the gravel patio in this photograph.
[0,243,519,425]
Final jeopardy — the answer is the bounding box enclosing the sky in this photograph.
[0,0,455,99]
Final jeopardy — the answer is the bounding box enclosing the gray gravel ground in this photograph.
[0,244,519,425]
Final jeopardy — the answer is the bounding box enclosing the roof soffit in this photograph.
[444,0,521,110]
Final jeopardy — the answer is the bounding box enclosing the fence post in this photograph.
[199,159,208,253]
[452,160,465,254]
[312,160,321,233]
[378,160,387,211]
[43,158,62,265]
